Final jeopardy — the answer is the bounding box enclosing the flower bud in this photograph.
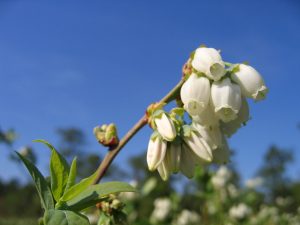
[191,47,226,81]
[166,141,181,173]
[93,123,119,147]
[180,143,197,178]
[180,73,210,116]
[157,157,171,181]
[211,78,242,122]
[221,97,250,137]
[192,123,222,150]
[182,126,212,162]
[147,136,167,171]
[231,64,268,101]
[154,112,177,141]
[111,199,123,210]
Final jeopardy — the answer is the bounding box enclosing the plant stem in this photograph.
[93,78,185,184]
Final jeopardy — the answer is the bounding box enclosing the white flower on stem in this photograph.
[191,102,220,127]
[180,73,210,116]
[212,137,231,165]
[147,135,167,171]
[182,125,213,162]
[192,122,222,150]
[192,47,226,81]
[231,64,268,101]
[221,97,250,137]
[211,78,242,122]
[154,112,177,141]
[158,141,182,180]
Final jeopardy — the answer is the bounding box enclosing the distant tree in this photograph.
[0,179,41,218]
[257,145,293,203]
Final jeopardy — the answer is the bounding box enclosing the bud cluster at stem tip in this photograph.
[94,123,119,148]
[146,45,268,181]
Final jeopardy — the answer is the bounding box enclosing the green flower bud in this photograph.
[111,199,123,210]
[93,123,119,147]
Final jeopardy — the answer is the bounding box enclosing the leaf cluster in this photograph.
[17,140,136,225]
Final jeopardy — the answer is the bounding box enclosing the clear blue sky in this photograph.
[0,0,300,183]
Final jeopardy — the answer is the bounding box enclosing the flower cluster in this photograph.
[146,46,268,180]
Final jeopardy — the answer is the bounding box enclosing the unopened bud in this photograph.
[93,123,119,147]
[146,103,164,119]
[182,58,193,78]
[111,199,123,210]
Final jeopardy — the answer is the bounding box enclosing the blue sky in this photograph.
[0,0,300,183]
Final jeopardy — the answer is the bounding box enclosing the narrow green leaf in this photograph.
[44,209,90,225]
[34,139,70,202]
[60,168,99,202]
[64,157,77,193]
[64,182,136,211]
[16,152,54,210]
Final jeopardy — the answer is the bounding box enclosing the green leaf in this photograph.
[98,213,111,225]
[34,139,70,202]
[60,168,99,202]
[64,157,77,193]
[16,152,54,210]
[64,182,136,211]
[44,209,90,225]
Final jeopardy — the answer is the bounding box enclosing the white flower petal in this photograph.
[147,138,167,171]
[180,144,196,178]
[231,64,268,101]
[221,97,250,137]
[180,73,210,116]
[192,123,222,150]
[211,78,242,122]
[157,158,171,181]
[192,47,226,81]
[154,113,176,141]
[212,137,230,164]
[192,102,220,127]
[183,131,212,162]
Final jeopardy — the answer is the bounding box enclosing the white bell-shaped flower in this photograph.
[183,129,212,162]
[212,137,230,164]
[180,143,197,178]
[231,64,268,101]
[147,137,167,171]
[221,97,250,137]
[192,122,223,150]
[154,113,176,141]
[180,73,210,116]
[191,47,226,81]
[192,101,220,127]
[211,78,242,122]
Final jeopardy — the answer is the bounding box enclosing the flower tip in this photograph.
[210,63,226,81]
[253,85,268,101]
